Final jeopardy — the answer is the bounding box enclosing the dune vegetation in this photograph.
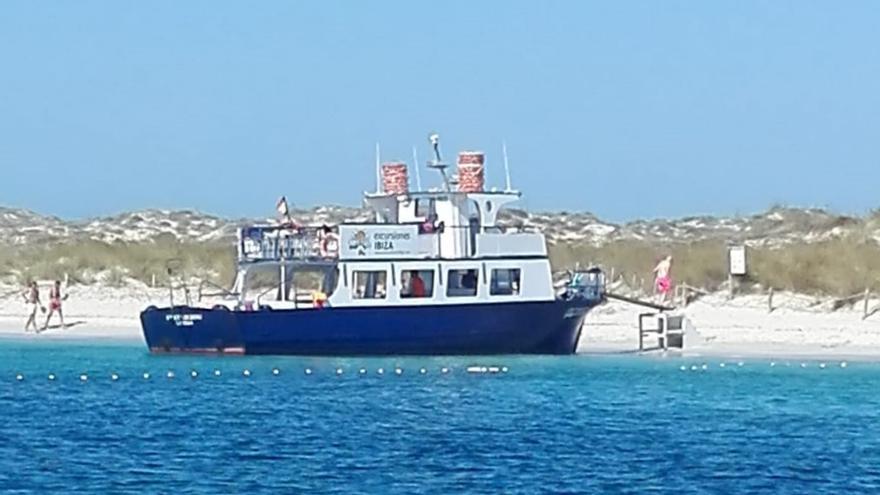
[550,237,880,297]
[1,235,879,297]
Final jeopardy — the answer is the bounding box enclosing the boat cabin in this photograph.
[222,141,600,310]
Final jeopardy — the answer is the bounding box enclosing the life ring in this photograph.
[319,233,339,258]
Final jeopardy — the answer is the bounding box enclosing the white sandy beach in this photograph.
[2,283,880,359]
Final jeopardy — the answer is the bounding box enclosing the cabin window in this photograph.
[400,270,434,298]
[353,270,387,299]
[446,269,478,297]
[415,198,435,218]
[490,268,521,296]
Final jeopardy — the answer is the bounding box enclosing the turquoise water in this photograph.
[1,341,879,494]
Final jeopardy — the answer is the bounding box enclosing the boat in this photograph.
[140,134,606,355]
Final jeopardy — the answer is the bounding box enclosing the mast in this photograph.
[426,133,452,191]
[502,141,512,192]
[375,142,381,194]
[412,146,423,191]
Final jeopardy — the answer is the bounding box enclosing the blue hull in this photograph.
[139,299,597,356]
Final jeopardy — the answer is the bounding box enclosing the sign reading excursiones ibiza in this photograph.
[339,225,422,259]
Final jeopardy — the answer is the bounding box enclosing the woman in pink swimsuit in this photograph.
[42,280,67,331]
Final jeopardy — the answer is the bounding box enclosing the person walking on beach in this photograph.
[22,281,44,332]
[42,280,67,331]
[653,255,673,304]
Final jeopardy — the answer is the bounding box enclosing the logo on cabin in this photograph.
[348,230,369,256]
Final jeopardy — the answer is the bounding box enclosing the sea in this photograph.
[1,340,879,494]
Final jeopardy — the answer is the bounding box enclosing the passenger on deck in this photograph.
[462,270,477,290]
[318,224,339,257]
[420,214,437,234]
[419,213,444,234]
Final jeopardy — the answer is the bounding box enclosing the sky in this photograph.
[1,1,878,221]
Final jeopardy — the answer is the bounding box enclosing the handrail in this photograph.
[197,280,238,301]
[254,285,279,307]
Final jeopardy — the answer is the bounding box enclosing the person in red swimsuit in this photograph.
[41,280,67,331]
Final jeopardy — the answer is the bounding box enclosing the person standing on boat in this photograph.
[22,281,44,332]
[653,255,673,304]
[42,280,67,331]
[318,224,339,258]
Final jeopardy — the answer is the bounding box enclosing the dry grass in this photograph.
[550,237,880,297]
[2,235,879,297]
[0,237,236,287]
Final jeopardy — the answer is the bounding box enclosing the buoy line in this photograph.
[9,365,517,383]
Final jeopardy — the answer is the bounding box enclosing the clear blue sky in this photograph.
[1,1,878,221]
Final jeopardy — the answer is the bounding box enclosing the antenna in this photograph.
[426,132,451,191]
[412,146,422,191]
[502,140,512,192]
[375,142,381,194]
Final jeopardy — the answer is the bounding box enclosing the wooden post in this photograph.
[610,267,615,286]
[864,288,870,320]
[64,272,69,287]
[768,287,774,314]
[151,273,156,288]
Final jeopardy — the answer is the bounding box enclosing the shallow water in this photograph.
[1,341,879,494]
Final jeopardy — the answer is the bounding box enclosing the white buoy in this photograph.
[48,374,55,381]
[214,369,221,377]
[377,368,384,375]
[359,368,367,375]
[501,366,509,373]
[243,369,251,377]
[680,365,687,371]
[111,373,119,381]
[719,363,726,368]
[467,366,485,374]
[488,366,500,373]
[819,363,826,369]
[441,367,450,374]
[143,372,151,380]
[419,368,427,374]
[190,370,198,378]
[15,374,23,381]
[841,361,848,368]
[304,368,313,375]
[737,361,744,367]
[701,364,708,370]
[394,368,403,375]
[800,363,807,368]
[690,365,698,371]
[166,371,175,379]
[770,362,776,367]
[80,374,88,382]
[272,368,280,376]
[336,368,344,375]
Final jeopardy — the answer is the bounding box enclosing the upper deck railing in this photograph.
[238,225,338,263]
[238,222,547,264]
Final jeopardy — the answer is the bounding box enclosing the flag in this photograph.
[276,196,289,216]
[276,196,293,225]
